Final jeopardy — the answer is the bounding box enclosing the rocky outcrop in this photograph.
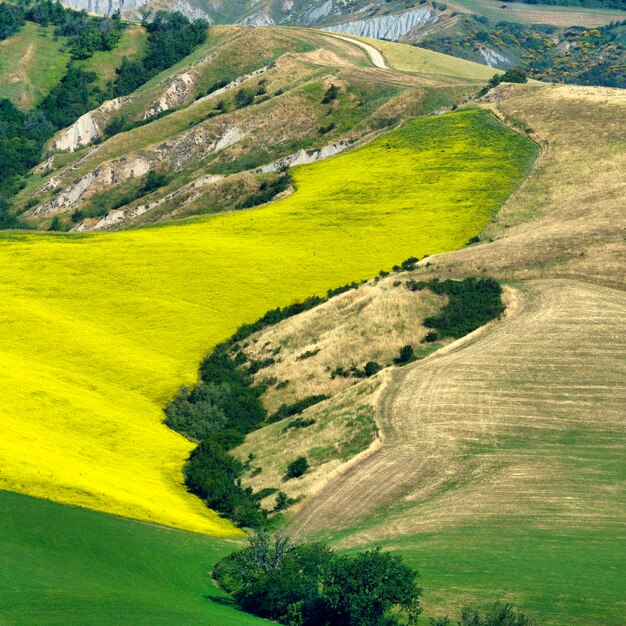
[60,0,209,19]
[241,8,275,25]
[53,97,130,152]
[324,6,439,41]
[31,157,151,217]
[32,120,245,217]
[142,71,198,120]
[76,174,224,231]
[304,0,332,24]
[259,140,352,172]
[478,46,511,68]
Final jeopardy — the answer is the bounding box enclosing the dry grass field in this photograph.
[240,280,446,413]
[425,84,626,288]
[289,279,626,540]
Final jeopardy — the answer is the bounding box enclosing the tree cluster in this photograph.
[112,11,208,97]
[213,532,422,626]
[407,277,504,340]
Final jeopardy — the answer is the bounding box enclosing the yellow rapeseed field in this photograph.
[0,110,537,534]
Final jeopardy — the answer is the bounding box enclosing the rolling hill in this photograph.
[11,27,492,231]
[0,106,536,534]
[227,82,625,624]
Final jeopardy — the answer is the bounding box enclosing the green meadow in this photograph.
[0,491,266,625]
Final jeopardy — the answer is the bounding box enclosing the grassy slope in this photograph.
[0,491,266,626]
[352,35,498,80]
[447,0,626,26]
[78,25,148,90]
[0,22,69,109]
[0,22,147,110]
[0,109,536,534]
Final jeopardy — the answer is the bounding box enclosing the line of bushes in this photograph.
[164,279,376,527]
[165,265,505,529]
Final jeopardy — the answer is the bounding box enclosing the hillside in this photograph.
[0,106,535,534]
[12,27,490,231]
[225,82,625,624]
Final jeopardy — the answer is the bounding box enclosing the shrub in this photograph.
[433,602,536,626]
[396,344,415,364]
[142,170,169,193]
[49,216,63,231]
[322,84,339,104]
[235,88,254,109]
[285,456,309,480]
[424,331,438,343]
[296,347,320,361]
[318,122,335,135]
[363,361,382,377]
[268,395,330,423]
[282,417,316,432]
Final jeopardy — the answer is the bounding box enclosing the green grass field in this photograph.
[448,0,626,26]
[0,22,147,109]
[0,22,70,109]
[0,109,537,535]
[387,524,626,625]
[0,490,267,625]
[78,25,148,90]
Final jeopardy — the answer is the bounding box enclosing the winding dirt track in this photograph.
[289,279,626,541]
[325,33,388,69]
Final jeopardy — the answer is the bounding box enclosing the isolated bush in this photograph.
[322,84,339,104]
[142,170,169,193]
[235,88,254,109]
[364,361,382,377]
[269,394,330,423]
[285,456,309,480]
[396,344,415,364]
